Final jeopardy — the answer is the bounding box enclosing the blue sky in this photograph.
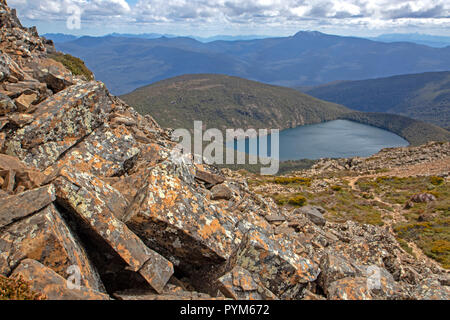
[8,0,450,37]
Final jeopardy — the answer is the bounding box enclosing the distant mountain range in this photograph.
[52,30,450,95]
[44,32,450,47]
[43,33,270,43]
[121,74,450,146]
[368,34,450,48]
[301,71,450,129]
[43,33,79,43]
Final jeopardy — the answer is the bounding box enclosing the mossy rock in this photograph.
[49,52,94,81]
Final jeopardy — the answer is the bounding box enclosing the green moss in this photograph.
[272,193,307,207]
[330,185,342,192]
[430,176,444,186]
[48,52,94,81]
[0,275,46,300]
[395,218,450,269]
[272,177,312,186]
[288,195,307,207]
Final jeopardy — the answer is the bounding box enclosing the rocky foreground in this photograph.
[0,0,449,300]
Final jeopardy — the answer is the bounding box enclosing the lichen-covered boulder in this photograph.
[210,184,233,201]
[113,284,222,300]
[233,228,320,299]
[318,252,360,293]
[327,277,373,300]
[195,169,225,187]
[14,92,38,112]
[0,53,11,81]
[295,206,326,227]
[11,259,109,300]
[0,184,55,228]
[0,92,16,115]
[218,266,277,300]
[124,160,239,268]
[45,124,140,178]
[5,81,114,170]
[53,167,174,293]
[1,79,48,105]
[410,193,436,203]
[30,57,74,93]
[412,279,450,300]
[0,154,46,193]
[0,204,104,291]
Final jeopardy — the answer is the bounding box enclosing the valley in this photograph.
[302,71,450,128]
[121,74,450,147]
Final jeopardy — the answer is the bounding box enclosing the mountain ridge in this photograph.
[55,31,450,95]
[302,71,450,128]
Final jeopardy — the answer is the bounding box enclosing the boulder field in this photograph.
[0,0,448,300]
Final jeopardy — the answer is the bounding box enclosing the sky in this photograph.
[8,0,450,37]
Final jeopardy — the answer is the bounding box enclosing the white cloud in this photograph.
[9,0,131,20]
[7,0,450,34]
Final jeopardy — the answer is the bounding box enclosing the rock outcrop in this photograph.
[308,142,450,176]
[0,1,448,300]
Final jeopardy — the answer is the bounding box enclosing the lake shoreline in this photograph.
[226,119,409,161]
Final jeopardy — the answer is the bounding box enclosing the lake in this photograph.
[226,119,409,161]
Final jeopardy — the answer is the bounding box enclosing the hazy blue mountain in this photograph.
[55,31,450,95]
[302,71,450,128]
[43,33,79,43]
[369,33,450,48]
[192,35,269,42]
[108,32,179,39]
[45,32,268,44]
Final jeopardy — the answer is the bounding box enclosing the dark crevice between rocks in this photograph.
[111,152,139,178]
[53,201,156,297]
[311,278,327,298]
[0,123,19,153]
[125,216,229,296]
[185,263,228,297]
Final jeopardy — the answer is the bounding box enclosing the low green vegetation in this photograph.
[121,74,349,132]
[0,275,46,300]
[330,185,343,191]
[250,173,384,226]
[395,221,450,268]
[340,112,450,146]
[49,52,94,81]
[248,171,449,268]
[357,175,449,268]
[272,177,311,186]
[431,176,444,186]
[270,193,307,207]
[306,188,384,226]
